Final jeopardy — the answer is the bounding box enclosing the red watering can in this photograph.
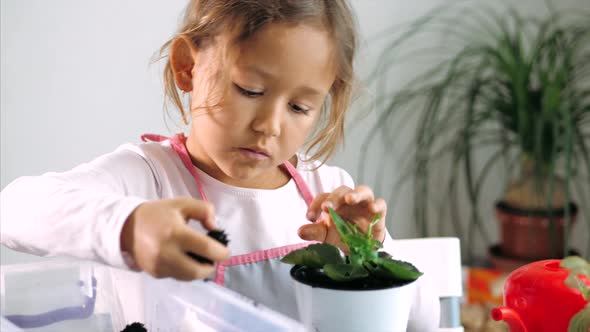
[491,259,589,332]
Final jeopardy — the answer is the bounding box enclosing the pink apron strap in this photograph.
[168,134,209,202]
[141,133,169,143]
[213,242,317,285]
[141,133,208,201]
[281,161,314,207]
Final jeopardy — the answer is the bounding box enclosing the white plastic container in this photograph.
[292,271,417,332]
[142,275,306,332]
[0,259,124,332]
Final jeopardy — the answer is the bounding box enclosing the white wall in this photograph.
[1,0,185,263]
[2,0,588,264]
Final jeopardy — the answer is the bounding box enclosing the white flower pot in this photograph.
[291,266,417,332]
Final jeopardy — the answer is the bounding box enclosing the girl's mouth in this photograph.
[238,148,269,161]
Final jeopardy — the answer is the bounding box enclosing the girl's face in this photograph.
[186,22,337,188]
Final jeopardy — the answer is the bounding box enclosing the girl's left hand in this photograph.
[297,185,387,253]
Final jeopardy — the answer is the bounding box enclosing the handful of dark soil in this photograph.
[120,322,147,332]
[187,229,229,264]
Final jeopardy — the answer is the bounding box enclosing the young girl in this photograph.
[1,0,439,330]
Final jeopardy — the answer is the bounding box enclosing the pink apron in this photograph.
[142,133,315,319]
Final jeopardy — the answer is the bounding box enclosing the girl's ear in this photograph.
[170,36,198,92]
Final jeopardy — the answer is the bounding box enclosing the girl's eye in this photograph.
[234,83,310,115]
[234,83,263,97]
[289,103,310,115]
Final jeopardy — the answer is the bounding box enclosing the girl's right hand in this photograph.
[121,197,229,281]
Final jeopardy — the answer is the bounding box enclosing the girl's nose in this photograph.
[251,104,282,137]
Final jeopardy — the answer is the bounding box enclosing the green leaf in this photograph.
[373,258,424,281]
[324,263,369,281]
[281,243,344,268]
[342,235,370,249]
[561,256,590,272]
[328,207,354,237]
[564,270,590,300]
[568,304,590,332]
[373,240,384,249]
[560,256,590,301]
[378,251,393,259]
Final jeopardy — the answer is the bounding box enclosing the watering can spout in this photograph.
[491,306,527,332]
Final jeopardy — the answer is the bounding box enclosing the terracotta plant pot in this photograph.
[495,201,578,261]
[488,244,582,273]
[290,266,417,332]
[488,244,536,273]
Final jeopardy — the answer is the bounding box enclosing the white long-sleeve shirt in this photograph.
[0,139,439,330]
[0,139,356,266]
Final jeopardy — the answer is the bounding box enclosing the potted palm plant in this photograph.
[281,208,423,332]
[358,2,590,269]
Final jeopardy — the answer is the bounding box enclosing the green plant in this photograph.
[358,2,590,261]
[281,208,422,282]
[560,256,590,332]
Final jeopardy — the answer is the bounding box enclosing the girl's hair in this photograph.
[159,0,358,164]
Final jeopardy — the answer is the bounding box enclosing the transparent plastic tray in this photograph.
[0,259,124,332]
[1,258,306,332]
[143,275,306,332]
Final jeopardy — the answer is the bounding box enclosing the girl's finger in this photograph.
[320,186,352,211]
[344,185,375,205]
[173,197,217,230]
[177,226,230,263]
[169,248,217,281]
[307,192,330,221]
[297,222,328,242]
[370,198,387,216]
